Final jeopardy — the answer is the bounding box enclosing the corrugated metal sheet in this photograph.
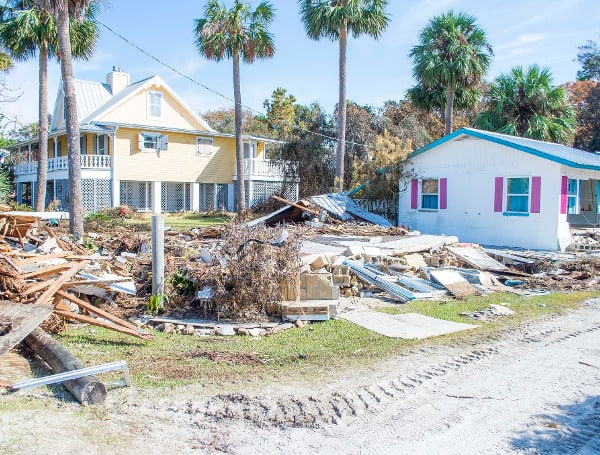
[309,192,393,226]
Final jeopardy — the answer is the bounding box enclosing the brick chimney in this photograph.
[106,66,130,94]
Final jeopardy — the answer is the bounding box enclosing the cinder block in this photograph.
[310,255,330,271]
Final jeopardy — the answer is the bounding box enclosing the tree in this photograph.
[569,81,600,151]
[35,0,94,239]
[194,0,275,216]
[298,0,389,192]
[202,107,269,137]
[279,102,335,196]
[409,10,492,135]
[576,38,600,81]
[475,65,576,145]
[263,86,297,139]
[0,1,97,211]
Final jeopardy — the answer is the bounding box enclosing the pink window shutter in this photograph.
[560,176,568,214]
[439,178,447,209]
[410,179,418,209]
[494,177,503,212]
[530,176,541,213]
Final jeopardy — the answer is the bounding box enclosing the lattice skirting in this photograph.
[249,181,298,207]
[161,182,191,212]
[120,181,152,211]
[81,179,111,213]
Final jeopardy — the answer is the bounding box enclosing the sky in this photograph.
[1,0,599,128]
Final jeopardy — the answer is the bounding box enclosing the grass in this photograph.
[52,291,599,395]
[126,212,232,231]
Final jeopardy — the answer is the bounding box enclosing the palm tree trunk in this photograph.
[56,0,83,239]
[334,21,348,192]
[445,84,455,135]
[35,45,48,212]
[233,49,245,215]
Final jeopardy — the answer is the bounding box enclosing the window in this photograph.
[506,177,529,213]
[196,137,213,155]
[95,135,108,155]
[138,132,168,152]
[421,178,439,209]
[243,141,256,159]
[148,91,162,118]
[567,178,579,214]
[80,135,87,154]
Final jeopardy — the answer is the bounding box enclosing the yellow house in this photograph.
[10,68,298,213]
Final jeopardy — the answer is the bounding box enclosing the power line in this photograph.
[98,20,375,149]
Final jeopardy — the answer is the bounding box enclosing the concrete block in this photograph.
[310,255,330,271]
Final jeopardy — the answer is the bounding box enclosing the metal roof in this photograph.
[411,127,600,171]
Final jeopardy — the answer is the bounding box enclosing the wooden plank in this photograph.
[54,309,153,340]
[23,279,53,296]
[15,252,68,265]
[0,301,54,356]
[21,263,74,279]
[446,246,509,272]
[33,261,88,306]
[56,290,142,333]
[429,269,480,299]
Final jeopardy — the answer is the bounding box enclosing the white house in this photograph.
[398,128,600,251]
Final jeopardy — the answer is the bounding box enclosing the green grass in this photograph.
[126,212,232,231]
[53,291,599,395]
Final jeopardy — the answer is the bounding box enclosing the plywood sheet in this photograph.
[0,301,53,356]
[429,269,481,298]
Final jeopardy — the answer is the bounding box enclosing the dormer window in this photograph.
[148,91,162,118]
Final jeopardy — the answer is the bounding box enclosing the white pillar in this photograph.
[111,131,119,207]
[151,181,162,213]
[191,182,200,211]
[247,180,254,209]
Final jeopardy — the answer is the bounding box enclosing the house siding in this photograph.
[114,128,236,183]
[399,137,563,250]
[97,85,209,131]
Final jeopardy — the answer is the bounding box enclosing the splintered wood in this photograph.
[0,217,153,345]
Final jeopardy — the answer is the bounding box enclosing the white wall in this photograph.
[398,136,564,250]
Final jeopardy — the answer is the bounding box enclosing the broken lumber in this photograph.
[25,328,107,405]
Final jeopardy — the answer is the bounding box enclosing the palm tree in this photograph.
[298,0,389,192]
[34,0,92,239]
[0,1,97,212]
[475,65,576,145]
[409,10,492,136]
[194,0,275,216]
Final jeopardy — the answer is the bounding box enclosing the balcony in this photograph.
[235,158,298,181]
[13,154,112,176]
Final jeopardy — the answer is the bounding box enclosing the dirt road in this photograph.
[2,300,600,454]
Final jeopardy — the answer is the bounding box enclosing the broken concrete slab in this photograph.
[340,309,478,339]
[281,300,338,321]
[446,245,509,272]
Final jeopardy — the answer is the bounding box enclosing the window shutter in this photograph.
[159,135,168,151]
[138,133,144,150]
[494,177,503,212]
[530,176,541,213]
[439,178,447,209]
[410,179,418,209]
[560,176,568,214]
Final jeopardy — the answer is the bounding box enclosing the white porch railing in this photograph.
[13,154,111,176]
[236,158,297,180]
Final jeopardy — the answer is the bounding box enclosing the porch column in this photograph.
[227,184,235,212]
[110,131,118,207]
[191,183,200,211]
[247,180,254,209]
[151,181,162,213]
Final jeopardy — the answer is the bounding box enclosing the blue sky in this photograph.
[2,0,599,127]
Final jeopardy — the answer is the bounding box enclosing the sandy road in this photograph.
[1,300,600,454]
[195,300,600,454]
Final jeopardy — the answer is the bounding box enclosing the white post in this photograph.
[151,215,164,302]
[191,182,200,211]
[151,181,162,213]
